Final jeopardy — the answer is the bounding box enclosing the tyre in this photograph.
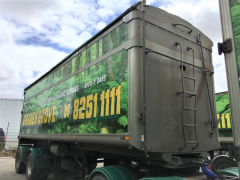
[39,168,50,180]
[15,149,26,174]
[90,172,107,180]
[53,156,83,180]
[26,153,40,180]
[53,157,69,180]
[211,156,237,170]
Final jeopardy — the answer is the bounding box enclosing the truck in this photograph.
[218,0,240,175]
[15,1,232,180]
[211,91,238,170]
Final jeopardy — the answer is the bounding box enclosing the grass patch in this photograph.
[0,143,4,150]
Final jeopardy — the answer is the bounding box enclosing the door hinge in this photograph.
[218,38,232,55]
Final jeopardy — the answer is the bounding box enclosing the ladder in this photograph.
[175,42,199,150]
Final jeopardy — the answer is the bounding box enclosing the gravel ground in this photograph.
[0,149,16,157]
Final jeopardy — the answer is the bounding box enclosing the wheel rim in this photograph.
[218,164,231,170]
[27,155,32,176]
[15,151,20,169]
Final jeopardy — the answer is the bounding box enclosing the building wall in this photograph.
[0,98,23,141]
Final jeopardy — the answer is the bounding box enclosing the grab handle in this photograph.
[172,23,193,34]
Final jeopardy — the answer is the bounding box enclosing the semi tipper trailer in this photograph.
[16,1,220,180]
[211,92,237,170]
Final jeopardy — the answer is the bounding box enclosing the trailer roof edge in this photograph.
[24,1,142,91]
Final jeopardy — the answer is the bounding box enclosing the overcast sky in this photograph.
[0,0,228,99]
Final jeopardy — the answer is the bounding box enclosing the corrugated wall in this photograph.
[0,98,23,141]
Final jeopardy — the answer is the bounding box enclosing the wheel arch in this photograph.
[89,165,139,180]
[212,155,236,164]
[211,155,237,169]
[27,148,52,169]
[18,146,31,163]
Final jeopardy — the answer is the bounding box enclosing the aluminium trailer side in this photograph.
[17,2,219,180]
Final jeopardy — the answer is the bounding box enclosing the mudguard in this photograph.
[89,165,139,180]
[140,177,186,180]
[218,167,239,177]
[18,146,31,163]
[29,148,52,169]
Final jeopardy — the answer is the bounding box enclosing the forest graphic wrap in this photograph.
[230,0,240,82]
[21,50,128,134]
[25,23,128,99]
[216,93,232,137]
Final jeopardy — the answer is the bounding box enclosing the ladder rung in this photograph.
[177,91,183,95]
[184,124,196,127]
[187,141,198,144]
[184,76,195,80]
[183,62,195,67]
[185,91,196,96]
[183,108,196,111]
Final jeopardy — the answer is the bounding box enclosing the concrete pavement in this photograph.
[4,141,18,149]
[0,157,55,180]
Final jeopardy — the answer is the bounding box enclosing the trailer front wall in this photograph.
[130,6,219,153]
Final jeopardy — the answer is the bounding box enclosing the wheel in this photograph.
[15,149,26,174]
[90,172,107,180]
[211,156,237,170]
[26,153,40,180]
